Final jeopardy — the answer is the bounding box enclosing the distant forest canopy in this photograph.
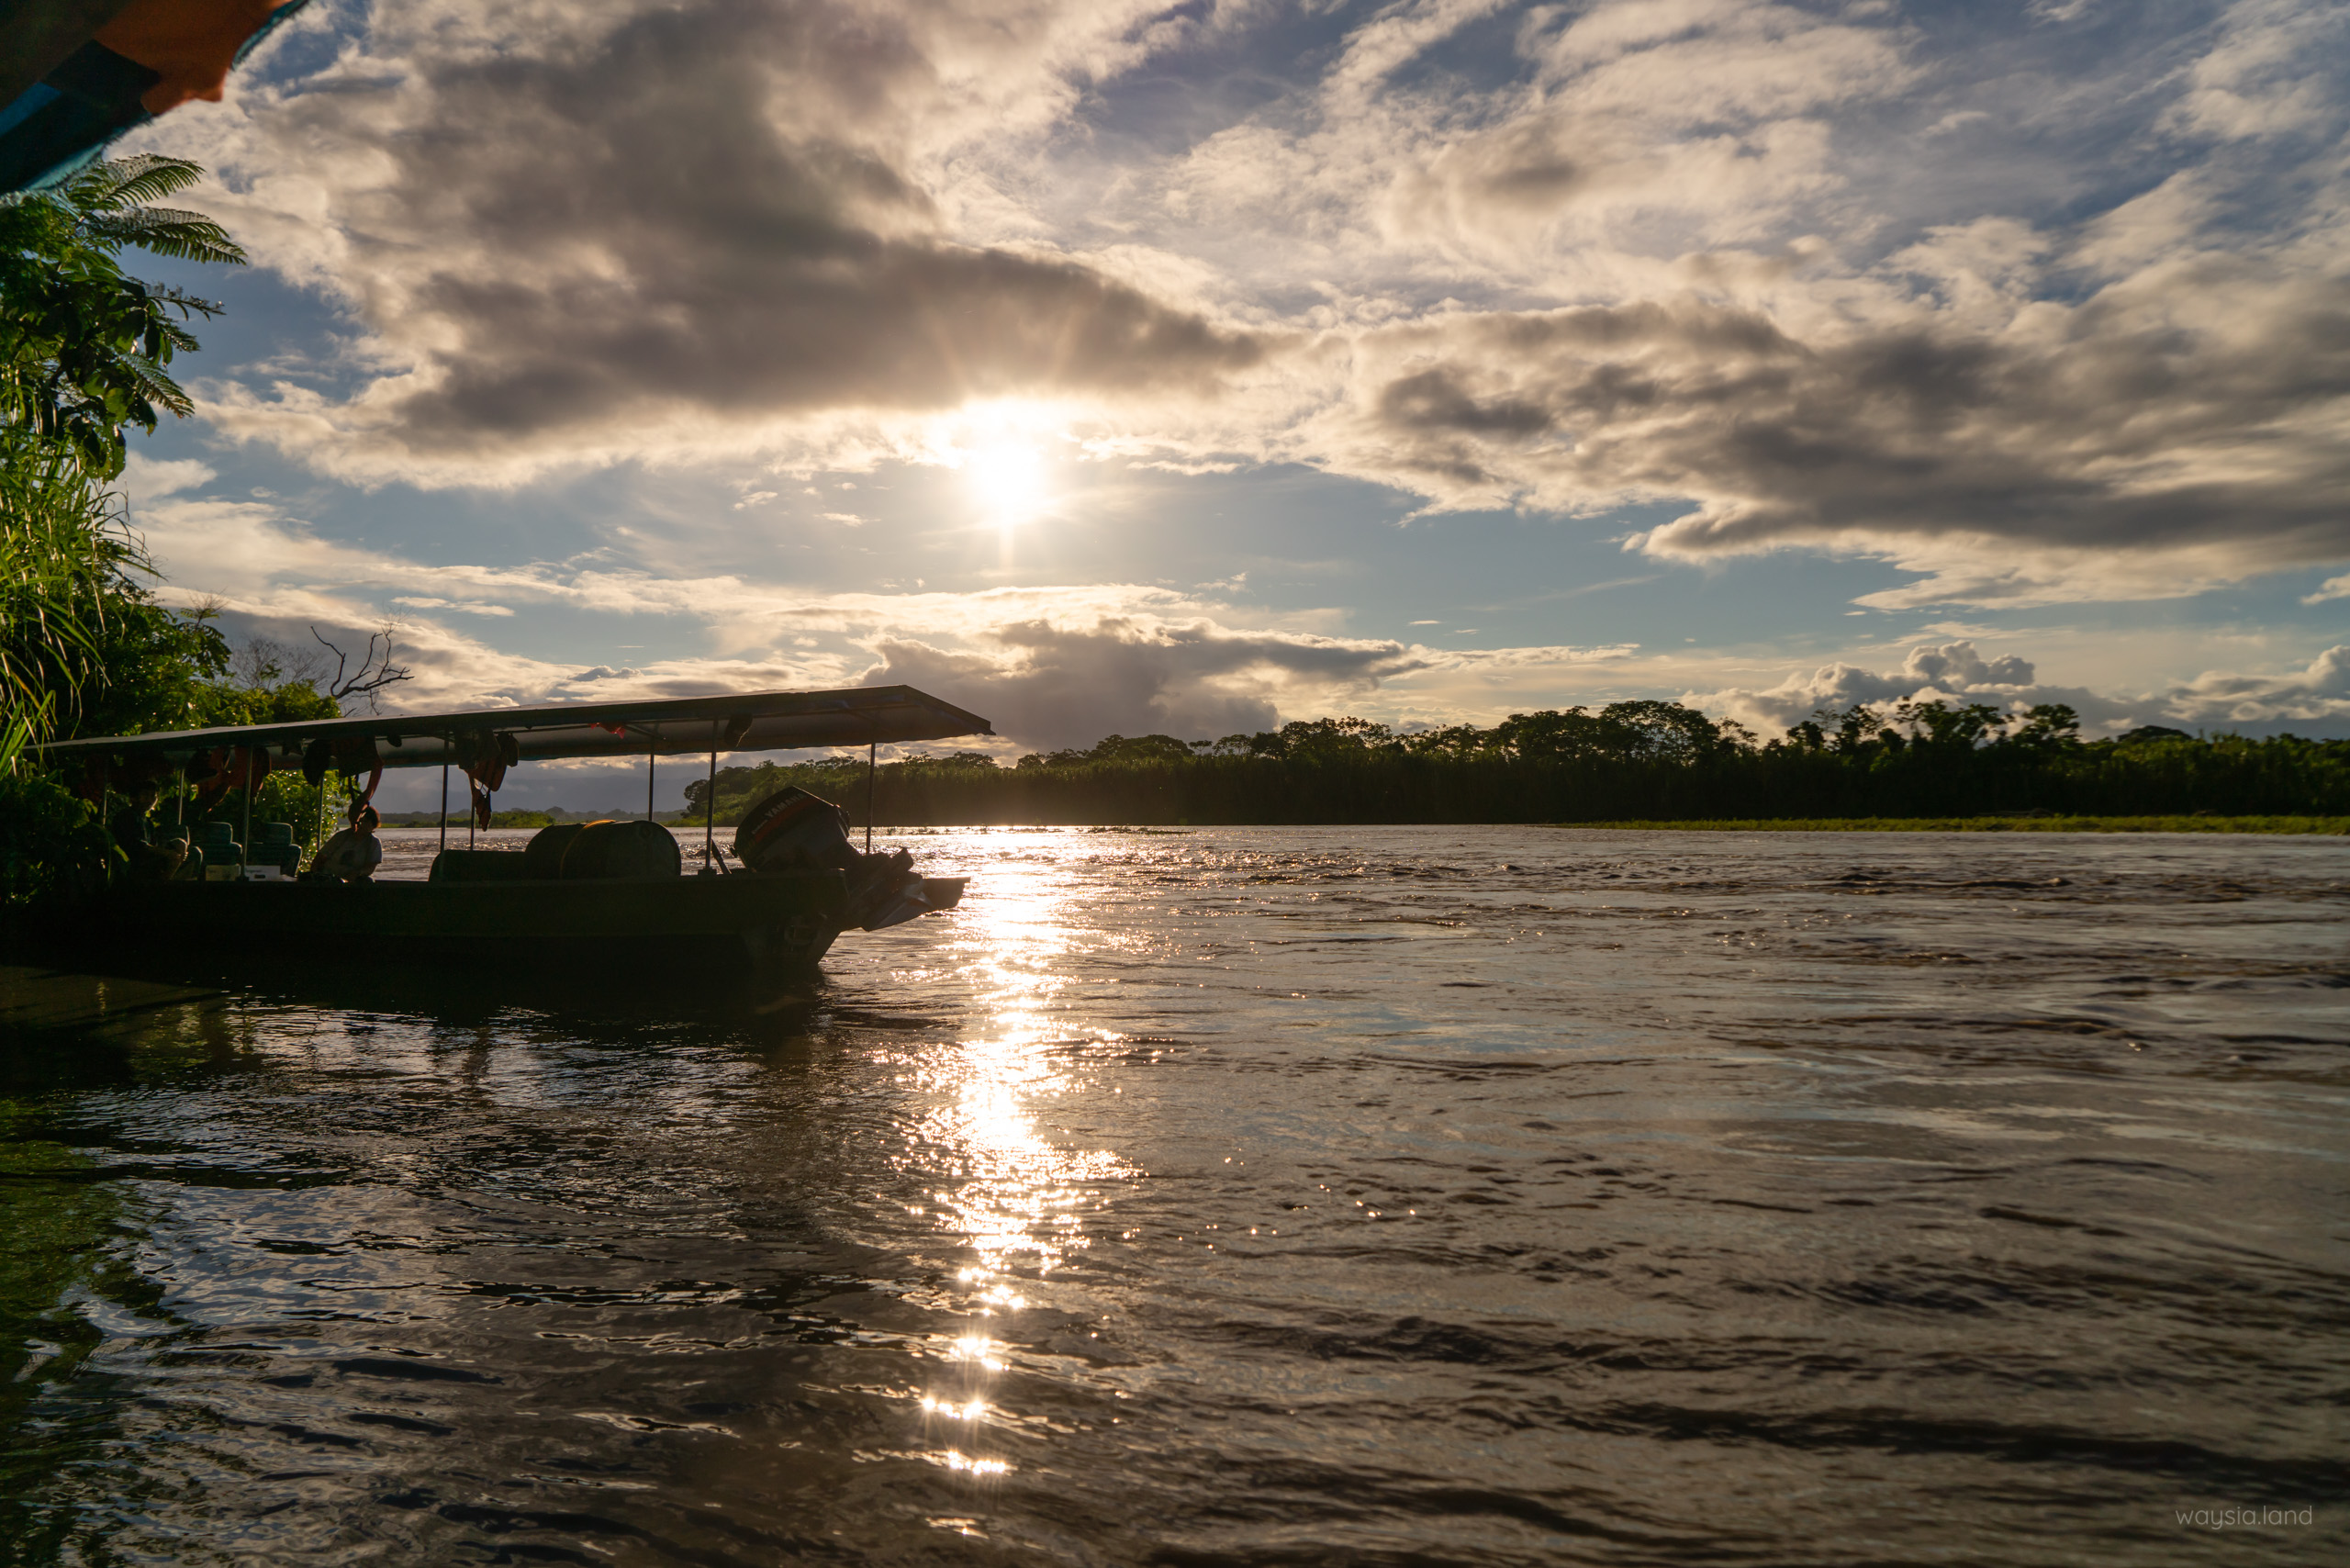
[678,700,2350,827]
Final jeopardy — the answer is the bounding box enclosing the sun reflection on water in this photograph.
[945,1333,1006,1372]
[895,838,1139,1473]
[912,845,1135,1284]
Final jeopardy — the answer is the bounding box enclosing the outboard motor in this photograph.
[732,788,948,931]
[849,846,934,931]
[733,788,860,876]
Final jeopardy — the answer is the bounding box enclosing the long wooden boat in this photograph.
[35,685,991,971]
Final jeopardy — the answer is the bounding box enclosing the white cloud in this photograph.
[2305,573,2350,605]
[116,452,218,504]
[1148,0,2350,606]
[1694,639,2350,737]
[2162,0,2346,143]
[128,0,2350,611]
[151,482,2350,745]
[133,486,1424,745]
[391,596,515,617]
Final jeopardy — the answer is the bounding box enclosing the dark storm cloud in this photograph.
[864,617,1427,751]
[1343,260,2350,595]
[225,0,1263,464]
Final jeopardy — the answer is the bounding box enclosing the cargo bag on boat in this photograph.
[562,819,681,879]
[512,820,682,880]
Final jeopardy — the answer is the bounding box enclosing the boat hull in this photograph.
[83,873,853,969]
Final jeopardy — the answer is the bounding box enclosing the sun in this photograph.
[963,441,1050,532]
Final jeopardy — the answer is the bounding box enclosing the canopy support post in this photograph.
[238,752,252,876]
[705,744,718,872]
[439,762,449,855]
[647,730,656,822]
[866,742,876,853]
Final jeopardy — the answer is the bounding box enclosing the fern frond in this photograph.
[81,209,248,265]
[71,155,206,211]
[115,354,194,419]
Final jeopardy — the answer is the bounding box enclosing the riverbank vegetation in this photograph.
[681,706,2350,829]
[0,160,372,902]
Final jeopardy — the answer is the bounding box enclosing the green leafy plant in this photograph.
[0,431,142,756]
[0,156,256,901]
[0,154,245,478]
[1,153,250,762]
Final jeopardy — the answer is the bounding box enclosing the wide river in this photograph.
[3,827,2344,1565]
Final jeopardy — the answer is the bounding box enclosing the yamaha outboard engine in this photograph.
[732,788,955,931]
[733,788,861,877]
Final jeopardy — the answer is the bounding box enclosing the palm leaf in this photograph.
[111,353,194,418]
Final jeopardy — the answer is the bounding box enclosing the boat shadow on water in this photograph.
[0,941,964,1065]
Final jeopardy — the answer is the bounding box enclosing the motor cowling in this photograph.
[732,788,942,931]
[733,788,860,876]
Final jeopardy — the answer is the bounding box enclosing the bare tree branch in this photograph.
[311,624,413,713]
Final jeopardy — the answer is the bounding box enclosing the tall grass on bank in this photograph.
[0,442,128,904]
[0,436,134,755]
[685,734,2350,829]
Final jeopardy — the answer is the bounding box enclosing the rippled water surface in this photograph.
[4,827,2345,1565]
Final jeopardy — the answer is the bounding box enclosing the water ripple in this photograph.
[3,826,2344,1564]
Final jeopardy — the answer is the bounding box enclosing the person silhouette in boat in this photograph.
[108,779,187,880]
[307,802,384,882]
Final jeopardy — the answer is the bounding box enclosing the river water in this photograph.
[3,826,2344,1565]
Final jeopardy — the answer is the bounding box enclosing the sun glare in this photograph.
[964,442,1049,532]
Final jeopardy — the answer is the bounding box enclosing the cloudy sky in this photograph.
[115,0,2349,806]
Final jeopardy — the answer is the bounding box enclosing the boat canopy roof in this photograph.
[36,686,992,770]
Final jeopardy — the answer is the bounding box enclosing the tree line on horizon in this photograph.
[681,701,2350,828]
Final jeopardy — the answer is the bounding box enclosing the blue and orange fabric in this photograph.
[193,742,271,808]
[1,0,308,194]
[456,731,519,830]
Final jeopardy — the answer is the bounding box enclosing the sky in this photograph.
[109,0,2350,809]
